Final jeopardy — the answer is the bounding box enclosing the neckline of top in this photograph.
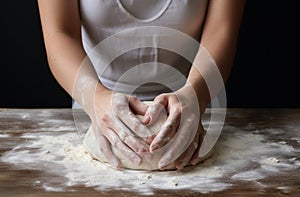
[116,0,173,23]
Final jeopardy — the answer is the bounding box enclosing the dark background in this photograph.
[1,1,299,108]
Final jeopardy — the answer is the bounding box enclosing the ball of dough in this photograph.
[83,102,172,170]
[83,102,211,170]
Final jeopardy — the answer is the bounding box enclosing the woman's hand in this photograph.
[143,84,206,170]
[90,89,154,168]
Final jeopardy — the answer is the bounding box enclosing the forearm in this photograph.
[187,0,246,114]
[44,33,107,116]
[186,67,210,116]
[45,32,89,95]
[38,0,109,116]
[187,28,237,115]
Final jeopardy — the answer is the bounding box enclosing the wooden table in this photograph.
[0,108,299,196]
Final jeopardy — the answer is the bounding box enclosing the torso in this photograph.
[79,0,208,100]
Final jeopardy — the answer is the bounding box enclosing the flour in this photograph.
[0,134,10,138]
[260,157,280,165]
[1,125,299,195]
[231,170,265,181]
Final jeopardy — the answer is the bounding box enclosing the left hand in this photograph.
[142,84,206,170]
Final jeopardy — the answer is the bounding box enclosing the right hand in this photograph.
[90,89,154,168]
[142,85,203,170]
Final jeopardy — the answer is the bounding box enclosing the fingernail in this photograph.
[143,115,151,124]
[158,160,168,169]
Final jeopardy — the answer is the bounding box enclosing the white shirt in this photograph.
[78,0,208,101]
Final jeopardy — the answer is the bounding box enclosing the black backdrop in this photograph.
[1,1,299,108]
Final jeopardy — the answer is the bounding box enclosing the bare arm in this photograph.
[38,0,153,168]
[145,0,246,170]
[188,0,246,113]
[37,0,107,115]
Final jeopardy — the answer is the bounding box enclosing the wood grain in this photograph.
[0,108,299,196]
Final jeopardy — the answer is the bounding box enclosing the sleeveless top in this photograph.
[79,0,208,101]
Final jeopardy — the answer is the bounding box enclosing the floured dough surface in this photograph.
[83,102,210,170]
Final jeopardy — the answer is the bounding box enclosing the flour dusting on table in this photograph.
[1,125,299,195]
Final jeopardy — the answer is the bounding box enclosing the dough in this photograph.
[83,102,211,170]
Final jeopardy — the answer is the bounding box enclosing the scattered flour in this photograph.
[1,125,299,195]
[231,170,264,181]
[0,134,10,138]
[260,157,280,165]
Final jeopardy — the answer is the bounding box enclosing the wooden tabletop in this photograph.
[0,108,299,196]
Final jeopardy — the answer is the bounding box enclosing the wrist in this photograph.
[94,83,112,106]
[86,83,112,119]
[182,82,210,116]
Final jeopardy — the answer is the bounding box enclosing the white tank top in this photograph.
[79,0,208,101]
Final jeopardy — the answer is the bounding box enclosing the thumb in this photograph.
[143,95,168,126]
[128,96,148,115]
